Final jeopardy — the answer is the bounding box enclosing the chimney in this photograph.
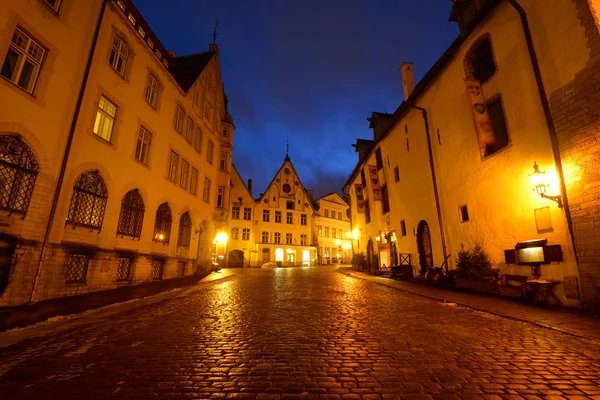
[247,179,252,195]
[400,62,415,101]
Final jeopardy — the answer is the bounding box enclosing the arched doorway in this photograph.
[416,220,434,275]
[228,250,244,268]
[366,239,375,273]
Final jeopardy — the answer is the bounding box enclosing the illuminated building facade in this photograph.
[313,193,352,264]
[346,0,600,308]
[0,0,234,306]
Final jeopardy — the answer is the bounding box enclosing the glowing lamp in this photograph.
[156,233,165,241]
[214,232,228,244]
[529,162,563,208]
[346,232,352,239]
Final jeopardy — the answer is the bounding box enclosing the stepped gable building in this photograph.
[346,0,600,309]
[0,0,234,306]
[313,193,352,265]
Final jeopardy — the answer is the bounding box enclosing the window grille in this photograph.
[177,261,186,277]
[1,27,46,93]
[93,95,117,141]
[151,259,164,280]
[109,36,128,76]
[185,117,193,143]
[116,189,144,238]
[207,141,213,164]
[66,254,89,283]
[145,74,159,108]
[190,167,198,195]
[135,127,151,164]
[66,170,108,230]
[177,212,191,248]
[153,202,171,244]
[0,134,39,215]
[116,257,132,281]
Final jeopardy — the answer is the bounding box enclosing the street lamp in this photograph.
[529,161,563,208]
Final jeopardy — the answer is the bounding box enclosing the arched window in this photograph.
[0,134,39,215]
[153,202,172,244]
[464,34,496,84]
[117,189,144,239]
[177,211,191,248]
[67,170,108,229]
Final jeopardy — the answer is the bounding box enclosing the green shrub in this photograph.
[455,243,494,281]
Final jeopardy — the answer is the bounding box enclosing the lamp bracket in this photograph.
[540,193,563,208]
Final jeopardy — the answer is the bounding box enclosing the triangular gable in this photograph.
[316,192,348,207]
[231,164,254,202]
[169,52,214,93]
[258,157,316,213]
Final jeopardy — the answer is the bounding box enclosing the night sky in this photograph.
[134,0,458,199]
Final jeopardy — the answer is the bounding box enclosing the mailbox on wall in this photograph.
[504,238,563,265]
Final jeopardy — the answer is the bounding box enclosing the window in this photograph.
[338,212,342,220]
[242,228,250,241]
[394,167,400,183]
[459,205,470,223]
[116,189,144,239]
[67,170,108,229]
[43,0,62,12]
[203,178,211,202]
[232,206,240,219]
[135,127,151,164]
[324,247,330,258]
[194,127,202,152]
[300,234,307,245]
[177,212,192,248]
[465,36,496,85]
[66,254,89,284]
[275,211,282,223]
[261,231,269,243]
[174,105,184,133]
[286,212,293,224]
[243,207,251,220]
[0,135,39,215]
[190,167,198,195]
[332,228,336,238]
[286,233,292,244]
[400,220,407,237]
[274,232,281,244]
[325,227,329,238]
[484,96,510,157]
[177,261,186,277]
[217,186,225,208]
[207,141,214,164]
[223,126,229,137]
[300,214,307,226]
[178,160,189,189]
[317,225,322,237]
[185,117,194,143]
[144,74,160,108]
[220,152,227,170]
[262,210,271,222]
[375,148,383,171]
[109,35,128,77]
[116,257,132,282]
[167,151,178,182]
[381,185,390,214]
[231,227,239,240]
[2,28,46,94]
[324,209,329,218]
[286,201,294,210]
[153,203,172,244]
[151,259,164,280]
[93,96,117,142]
[365,200,371,224]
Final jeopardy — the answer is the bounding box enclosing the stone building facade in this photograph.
[313,193,352,265]
[0,0,234,306]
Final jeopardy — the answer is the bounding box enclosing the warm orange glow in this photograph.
[529,161,547,195]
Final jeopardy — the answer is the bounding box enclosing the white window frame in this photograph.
[93,95,117,142]
[109,35,128,77]
[135,126,152,164]
[1,27,46,94]
[145,74,159,108]
[168,150,179,182]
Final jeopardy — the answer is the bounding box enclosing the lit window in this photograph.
[203,177,211,203]
[144,74,159,108]
[207,141,214,164]
[116,0,126,11]
[194,127,202,152]
[318,225,322,237]
[190,167,198,195]
[180,159,189,189]
[232,206,240,219]
[174,105,184,133]
[243,208,251,220]
[231,227,239,240]
[153,203,171,244]
[116,189,144,239]
[135,126,151,165]
[217,186,225,208]
[263,210,270,222]
[66,170,108,229]
[286,212,293,224]
[1,28,46,94]
[185,117,194,143]
[127,13,136,25]
[93,95,117,142]
[43,0,62,12]
[286,233,292,244]
[167,150,178,182]
[242,228,250,241]
[109,36,128,77]
[137,26,145,38]
[177,212,191,248]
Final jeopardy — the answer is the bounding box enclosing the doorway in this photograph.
[228,250,244,268]
[416,220,433,274]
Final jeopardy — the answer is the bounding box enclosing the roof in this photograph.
[169,52,215,93]
[231,164,255,201]
[343,1,499,188]
[314,192,349,207]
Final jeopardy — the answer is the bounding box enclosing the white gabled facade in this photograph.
[313,193,352,265]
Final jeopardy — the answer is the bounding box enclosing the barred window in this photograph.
[66,253,89,284]
[231,227,239,240]
[1,28,46,94]
[0,134,39,215]
[66,170,108,230]
[116,189,144,238]
[116,257,132,281]
[153,202,171,244]
[243,207,251,220]
[194,127,202,152]
[151,259,164,280]
[174,105,184,133]
[185,117,194,143]
[177,261,186,277]
[93,95,117,142]
[144,74,160,108]
[177,211,191,248]
[242,228,250,240]
[109,35,128,77]
[232,206,240,219]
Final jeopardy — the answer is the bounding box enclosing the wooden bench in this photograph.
[498,274,528,299]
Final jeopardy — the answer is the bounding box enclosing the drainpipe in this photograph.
[411,106,448,272]
[507,0,580,288]
[29,0,108,303]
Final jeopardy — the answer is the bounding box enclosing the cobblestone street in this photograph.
[1,266,600,399]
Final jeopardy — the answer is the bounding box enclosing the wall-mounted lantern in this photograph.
[529,162,563,208]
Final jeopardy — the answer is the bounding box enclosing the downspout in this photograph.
[411,106,448,272]
[507,1,580,278]
[29,0,108,303]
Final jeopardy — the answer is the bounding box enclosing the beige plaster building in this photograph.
[313,193,352,264]
[227,165,255,268]
[346,0,600,309]
[0,0,234,306]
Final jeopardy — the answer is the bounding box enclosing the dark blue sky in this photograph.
[134,0,459,199]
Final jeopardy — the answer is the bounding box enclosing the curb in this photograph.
[338,268,600,343]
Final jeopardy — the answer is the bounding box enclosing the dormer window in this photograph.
[464,35,496,84]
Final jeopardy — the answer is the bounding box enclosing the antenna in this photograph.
[212,19,219,44]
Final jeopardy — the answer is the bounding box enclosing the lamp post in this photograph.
[529,161,563,208]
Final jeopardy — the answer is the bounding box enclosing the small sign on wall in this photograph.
[534,206,552,232]
[100,258,111,273]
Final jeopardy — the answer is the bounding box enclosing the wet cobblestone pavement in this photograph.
[1,266,600,399]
